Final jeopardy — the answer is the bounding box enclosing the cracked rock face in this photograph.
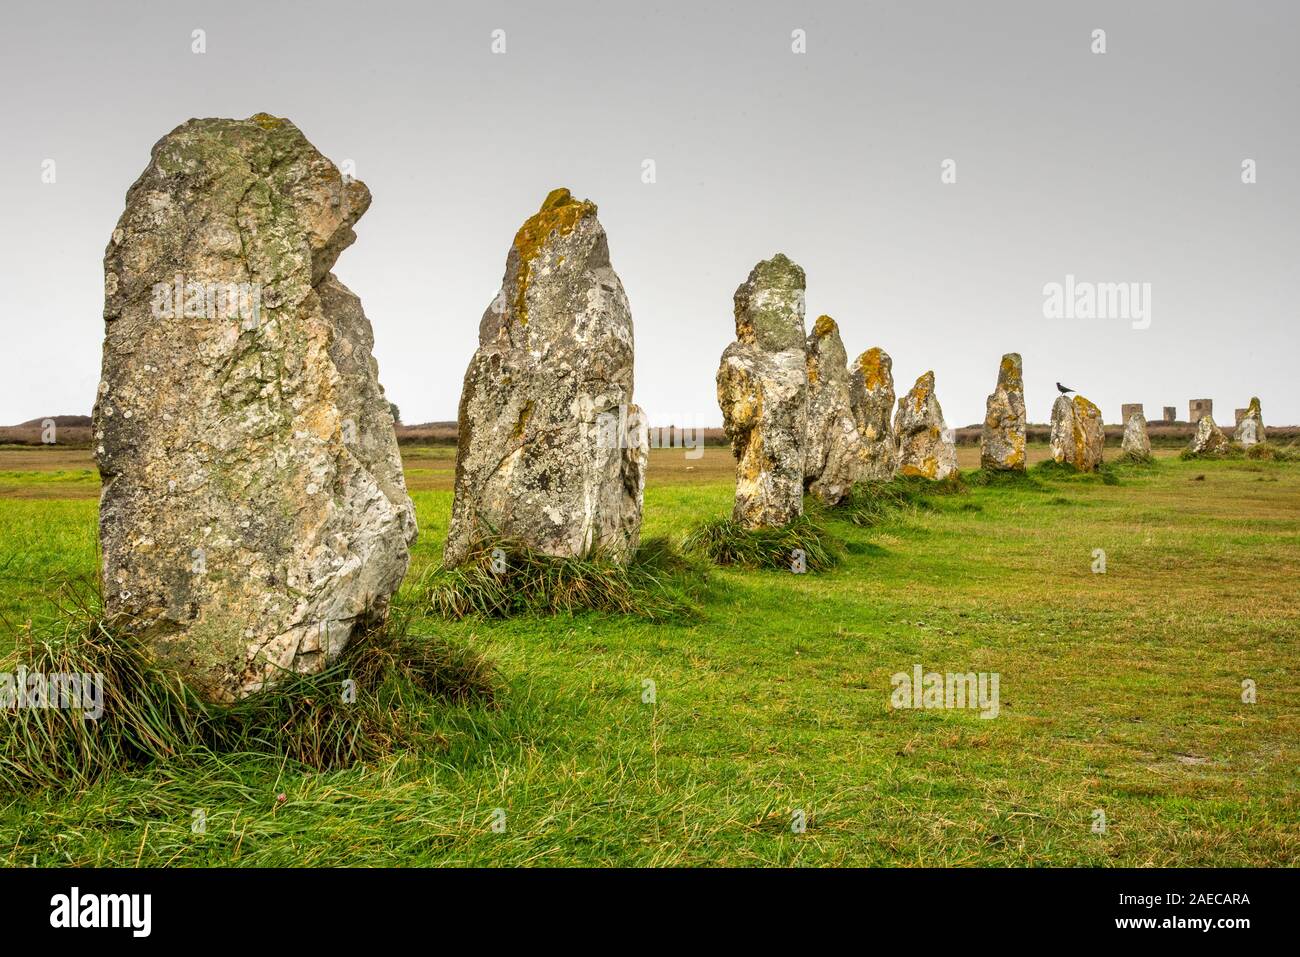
[1050,394,1104,471]
[1121,410,1152,459]
[444,188,646,566]
[717,254,809,528]
[894,371,958,480]
[95,114,416,702]
[979,353,1027,471]
[1188,414,1230,455]
[804,316,862,505]
[849,348,897,482]
[1235,397,1265,447]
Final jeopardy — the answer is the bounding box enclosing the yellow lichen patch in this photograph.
[859,348,888,391]
[912,373,933,412]
[806,355,820,385]
[510,188,596,326]
[249,113,285,130]
[812,314,837,339]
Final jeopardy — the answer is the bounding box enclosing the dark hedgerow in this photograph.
[683,514,843,571]
[414,537,706,622]
[0,584,495,794]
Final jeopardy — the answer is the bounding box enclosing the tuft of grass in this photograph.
[963,468,1044,490]
[413,538,704,621]
[683,514,843,571]
[833,474,968,527]
[0,584,494,794]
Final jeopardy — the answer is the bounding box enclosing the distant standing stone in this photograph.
[894,371,958,480]
[1121,410,1152,460]
[95,114,416,702]
[717,254,809,527]
[804,315,862,505]
[444,188,647,565]
[849,347,897,481]
[1188,414,1231,455]
[979,353,1027,471]
[1234,397,1265,447]
[1050,394,1104,471]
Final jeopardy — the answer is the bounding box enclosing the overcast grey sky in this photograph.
[2,0,1296,428]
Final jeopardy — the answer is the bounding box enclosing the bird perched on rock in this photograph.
[1056,382,1076,395]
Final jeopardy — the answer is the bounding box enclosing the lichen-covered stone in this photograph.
[1234,396,1265,447]
[848,347,897,481]
[95,114,416,702]
[444,188,646,565]
[894,371,958,480]
[718,254,808,527]
[1188,414,1230,455]
[979,353,1026,471]
[1121,410,1152,460]
[1049,394,1104,471]
[803,315,862,504]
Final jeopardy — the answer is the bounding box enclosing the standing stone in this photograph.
[95,114,416,702]
[1188,414,1230,455]
[1234,397,1265,447]
[804,316,862,504]
[444,188,647,565]
[1049,394,1104,471]
[717,254,808,528]
[849,347,897,481]
[1121,410,1152,460]
[894,371,958,480]
[979,353,1027,471]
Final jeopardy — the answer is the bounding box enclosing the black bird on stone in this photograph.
[1056,382,1076,395]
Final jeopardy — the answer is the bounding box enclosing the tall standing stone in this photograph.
[717,254,808,528]
[444,188,646,565]
[979,353,1027,471]
[894,371,958,480]
[95,114,416,702]
[1188,414,1230,455]
[1049,394,1104,471]
[1234,397,1265,447]
[1121,410,1152,460]
[804,315,862,504]
[849,347,897,481]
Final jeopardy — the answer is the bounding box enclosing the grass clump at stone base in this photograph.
[832,473,969,527]
[0,584,494,794]
[1030,459,1121,484]
[1182,441,1300,463]
[414,537,705,622]
[683,514,843,571]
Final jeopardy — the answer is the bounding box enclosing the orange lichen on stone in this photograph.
[250,112,285,130]
[812,314,837,339]
[806,354,820,385]
[510,188,596,326]
[859,348,888,391]
[912,372,933,412]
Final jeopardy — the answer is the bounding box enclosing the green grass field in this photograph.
[0,445,1296,866]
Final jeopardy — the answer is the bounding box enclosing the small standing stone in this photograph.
[1121,410,1152,460]
[1050,394,1104,471]
[1188,414,1230,455]
[894,371,958,480]
[1234,397,1265,447]
[444,188,647,566]
[849,347,897,482]
[979,353,1027,471]
[804,315,862,505]
[717,254,809,528]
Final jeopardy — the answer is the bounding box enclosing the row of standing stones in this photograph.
[93,116,1269,703]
